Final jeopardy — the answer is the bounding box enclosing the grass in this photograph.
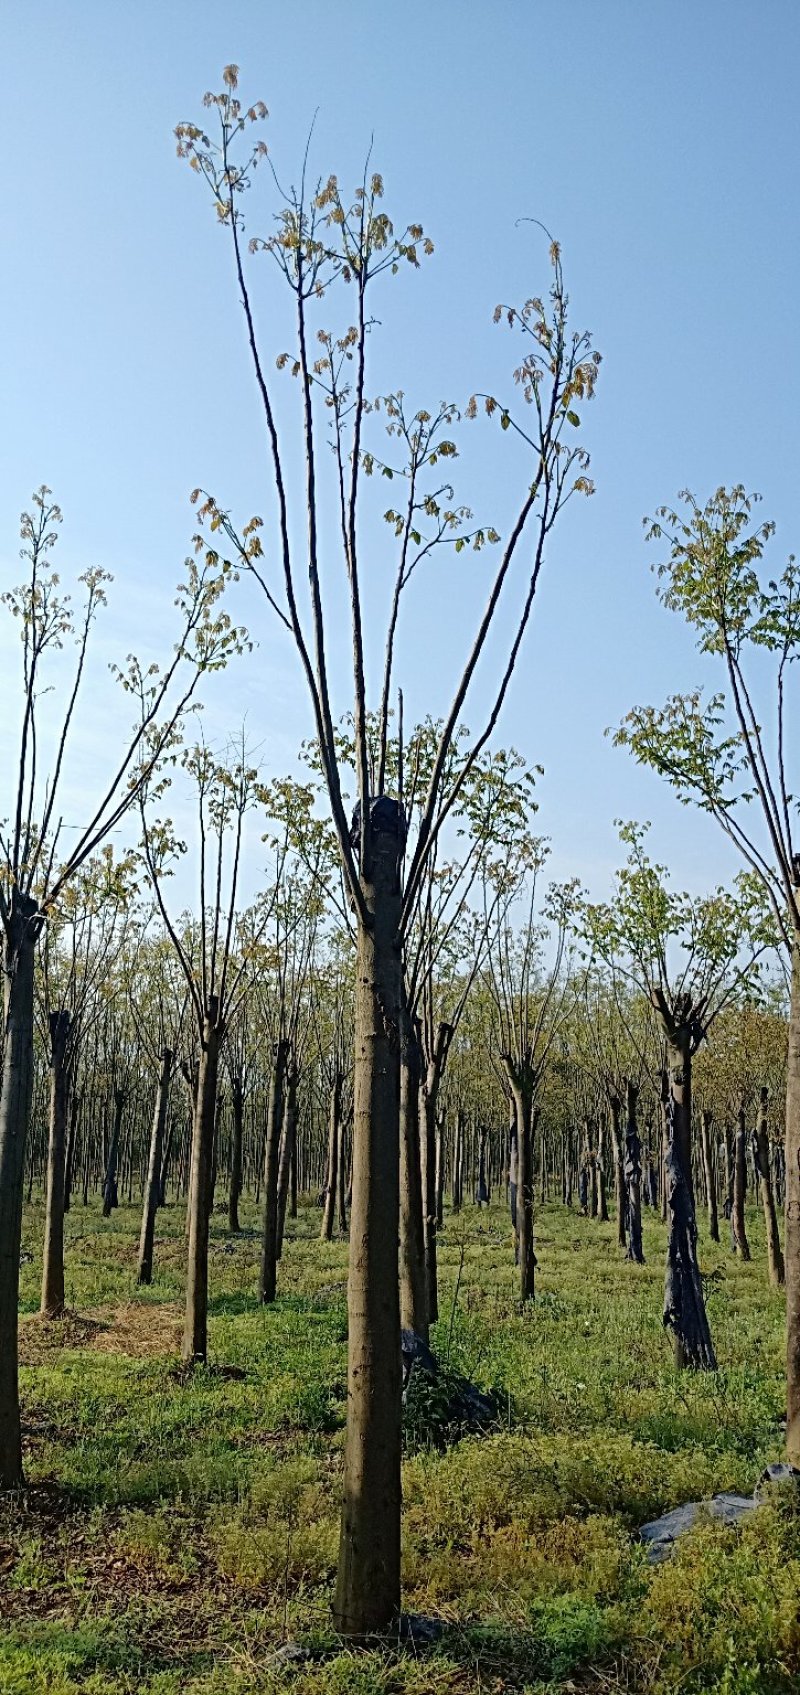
[1,1190,797,1693]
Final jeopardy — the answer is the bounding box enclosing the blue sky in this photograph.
[3,1,799,905]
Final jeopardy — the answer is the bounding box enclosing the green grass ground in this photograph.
[1,1192,797,1694]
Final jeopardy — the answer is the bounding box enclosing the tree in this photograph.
[140,738,268,1364]
[613,486,800,1450]
[582,822,774,1369]
[177,67,600,1633]
[0,489,241,1488]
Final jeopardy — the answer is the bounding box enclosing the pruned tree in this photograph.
[177,66,600,1634]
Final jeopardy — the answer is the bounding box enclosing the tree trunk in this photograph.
[785,940,800,1464]
[419,1088,438,1324]
[435,1112,445,1229]
[399,1020,427,1338]
[610,1095,626,1250]
[259,1039,289,1304]
[699,1108,719,1243]
[40,1010,72,1317]
[503,1064,535,1302]
[624,1080,644,1265]
[732,1104,751,1261]
[321,1072,342,1242]
[228,1077,244,1234]
[661,1029,715,1371]
[754,1087,784,1288]
[276,1060,297,1259]
[0,895,39,1487]
[337,1110,348,1235]
[102,1088,125,1217]
[63,1088,80,1214]
[333,811,403,1638]
[182,1005,221,1364]
[137,1047,172,1287]
[597,1117,609,1221]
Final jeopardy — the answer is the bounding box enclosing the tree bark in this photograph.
[503,1061,535,1302]
[137,1047,172,1287]
[276,1060,297,1259]
[259,1039,288,1303]
[182,1006,220,1364]
[0,894,39,1487]
[754,1087,784,1288]
[610,1095,626,1250]
[40,1010,72,1317]
[624,1080,644,1265]
[732,1104,751,1261]
[699,1108,719,1243]
[399,1019,427,1337]
[660,1025,715,1370]
[102,1087,125,1218]
[321,1072,342,1242]
[228,1076,244,1233]
[334,812,403,1638]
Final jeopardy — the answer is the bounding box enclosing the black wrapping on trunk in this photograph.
[624,1129,644,1263]
[663,1104,717,1370]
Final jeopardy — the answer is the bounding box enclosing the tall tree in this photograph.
[613,486,800,1450]
[178,67,600,1633]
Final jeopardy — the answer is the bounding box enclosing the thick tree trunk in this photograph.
[399,1021,427,1337]
[503,1064,535,1302]
[182,1006,220,1364]
[63,1088,80,1214]
[754,1087,784,1288]
[337,1110,348,1235]
[259,1039,288,1304]
[610,1095,626,1250]
[732,1104,751,1261]
[321,1073,342,1242]
[334,811,403,1638]
[785,942,800,1464]
[419,1089,438,1324]
[276,1060,297,1259]
[228,1078,244,1234]
[137,1047,172,1287]
[0,896,39,1488]
[624,1080,644,1264]
[102,1088,125,1217]
[699,1108,719,1243]
[597,1118,609,1221]
[661,1027,715,1370]
[40,1010,72,1317]
[435,1115,445,1227]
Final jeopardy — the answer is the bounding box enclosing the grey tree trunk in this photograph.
[503,1065,535,1302]
[102,1087,125,1218]
[259,1039,288,1303]
[399,1021,427,1337]
[40,1009,72,1317]
[337,1109,348,1235]
[699,1109,719,1242]
[63,1088,80,1214]
[610,1095,626,1250]
[137,1047,172,1287]
[785,941,800,1464]
[419,1087,439,1323]
[333,814,403,1638]
[182,1006,220,1364]
[732,1104,751,1261]
[228,1077,244,1234]
[0,895,39,1487]
[276,1060,297,1259]
[754,1087,784,1287]
[624,1080,644,1265]
[321,1072,342,1242]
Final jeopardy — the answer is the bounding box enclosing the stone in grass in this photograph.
[398,1612,445,1647]
[640,1464,800,1564]
[401,1329,501,1440]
